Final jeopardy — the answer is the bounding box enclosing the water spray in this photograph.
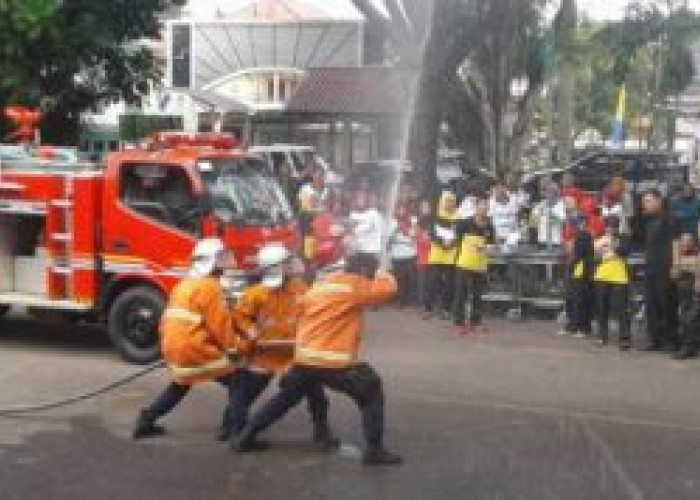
[378,3,436,270]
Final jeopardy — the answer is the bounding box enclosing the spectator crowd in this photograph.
[278,160,700,362]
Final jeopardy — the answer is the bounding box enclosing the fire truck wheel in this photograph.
[0,305,9,319]
[108,286,164,364]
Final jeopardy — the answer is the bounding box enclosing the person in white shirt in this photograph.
[533,182,566,247]
[458,193,476,220]
[297,169,328,214]
[388,210,418,306]
[489,183,519,244]
[348,191,384,277]
[505,172,530,212]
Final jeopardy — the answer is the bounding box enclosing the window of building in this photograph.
[171,24,191,88]
[267,77,276,101]
[119,164,198,234]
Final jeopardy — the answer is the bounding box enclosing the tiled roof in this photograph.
[287,67,410,115]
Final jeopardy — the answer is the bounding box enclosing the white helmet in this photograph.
[257,243,292,288]
[190,238,232,277]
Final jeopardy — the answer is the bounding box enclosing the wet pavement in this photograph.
[1,308,700,499]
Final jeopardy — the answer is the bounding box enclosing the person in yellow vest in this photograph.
[232,252,401,466]
[594,216,631,349]
[423,190,458,319]
[453,196,495,335]
[133,238,240,439]
[224,243,337,449]
[298,169,327,273]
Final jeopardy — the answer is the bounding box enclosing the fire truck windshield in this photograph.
[198,157,293,226]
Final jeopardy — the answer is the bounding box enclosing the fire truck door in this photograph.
[105,163,199,277]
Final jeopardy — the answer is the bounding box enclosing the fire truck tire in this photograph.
[108,286,165,364]
[0,305,9,319]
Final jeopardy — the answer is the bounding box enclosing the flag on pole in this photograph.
[611,85,626,148]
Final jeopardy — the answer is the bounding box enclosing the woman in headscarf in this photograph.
[423,190,458,319]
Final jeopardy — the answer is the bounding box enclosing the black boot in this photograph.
[230,425,269,453]
[312,424,340,452]
[362,447,402,466]
[672,348,697,360]
[216,425,231,442]
[132,410,166,440]
[216,406,232,441]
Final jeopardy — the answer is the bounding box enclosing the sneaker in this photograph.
[454,325,470,336]
[594,338,607,347]
[230,427,268,453]
[362,448,403,466]
[557,329,570,336]
[471,324,489,334]
[573,332,587,339]
[132,414,166,440]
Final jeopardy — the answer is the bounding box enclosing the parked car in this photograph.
[522,149,689,197]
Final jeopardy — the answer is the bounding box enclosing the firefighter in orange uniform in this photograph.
[232,252,402,466]
[133,238,240,439]
[221,243,337,448]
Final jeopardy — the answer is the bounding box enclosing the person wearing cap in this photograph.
[133,238,240,439]
[593,216,632,349]
[224,243,337,448]
[232,253,401,466]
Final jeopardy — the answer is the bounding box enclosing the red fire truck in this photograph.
[0,133,297,363]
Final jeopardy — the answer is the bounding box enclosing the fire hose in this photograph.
[0,341,295,416]
[0,360,166,416]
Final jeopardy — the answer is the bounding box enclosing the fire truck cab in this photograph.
[0,134,297,363]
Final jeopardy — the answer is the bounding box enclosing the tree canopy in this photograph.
[357,0,700,186]
[0,0,185,144]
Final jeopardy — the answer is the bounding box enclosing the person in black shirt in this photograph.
[642,189,680,351]
[563,216,595,337]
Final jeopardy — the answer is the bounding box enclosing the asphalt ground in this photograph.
[1,307,700,499]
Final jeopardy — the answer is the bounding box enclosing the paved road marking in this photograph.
[401,391,700,435]
[581,420,645,500]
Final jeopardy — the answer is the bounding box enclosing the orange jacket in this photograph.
[160,276,237,385]
[233,278,309,373]
[294,271,397,369]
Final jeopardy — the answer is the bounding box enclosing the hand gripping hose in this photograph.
[0,360,166,416]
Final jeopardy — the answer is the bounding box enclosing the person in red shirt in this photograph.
[416,198,432,309]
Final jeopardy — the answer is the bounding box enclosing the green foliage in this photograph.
[0,0,185,144]
[573,1,700,146]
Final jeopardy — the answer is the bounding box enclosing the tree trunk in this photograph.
[407,0,450,195]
